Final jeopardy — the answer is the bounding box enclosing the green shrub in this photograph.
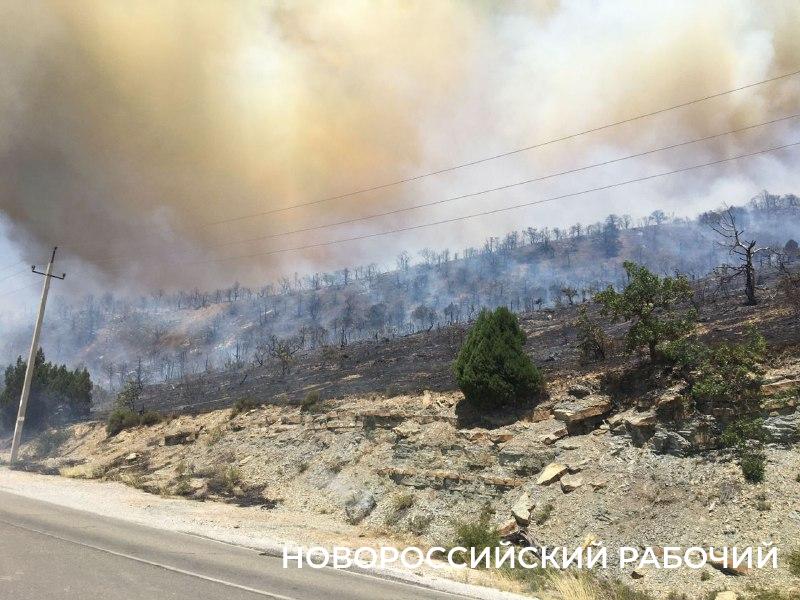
[139,411,162,426]
[300,390,321,411]
[741,450,766,483]
[453,307,543,408]
[663,329,766,415]
[448,510,501,565]
[532,501,554,526]
[230,397,259,418]
[106,407,142,436]
[720,418,765,449]
[594,261,694,361]
[206,465,242,495]
[575,306,610,361]
[788,547,800,577]
[106,408,162,436]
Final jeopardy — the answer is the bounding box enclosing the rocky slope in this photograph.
[6,354,800,599]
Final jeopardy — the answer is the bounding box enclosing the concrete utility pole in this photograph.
[9,247,66,466]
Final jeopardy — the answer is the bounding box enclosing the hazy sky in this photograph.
[1,0,799,315]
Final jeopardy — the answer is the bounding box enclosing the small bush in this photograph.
[454,307,543,409]
[300,390,321,411]
[575,306,610,361]
[720,418,765,449]
[106,408,142,436]
[741,450,766,483]
[139,411,162,426]
[230,397,259,418]
[663,329,766,413]
[206,465,243,495]
[391,491,414,512]
[106,408,162,436]
[532,502,554,526]
[448,510,501,565]
[173,478,193,496]
[787,547,800,577]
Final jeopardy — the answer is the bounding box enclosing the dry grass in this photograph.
[59,463,105,479]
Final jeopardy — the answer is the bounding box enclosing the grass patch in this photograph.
[300,390,321,411]
[448,510,501,565]
[229,397,259,419]
[788,547,800,577]
[59,463,105,479]
[532,502,555,526]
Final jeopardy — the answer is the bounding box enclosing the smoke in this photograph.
[0,0,798,292]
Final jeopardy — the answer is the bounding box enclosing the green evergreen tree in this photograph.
[0,349,92,432]
[453,307,543,408]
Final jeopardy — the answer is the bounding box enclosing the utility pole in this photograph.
[9,247,66,466]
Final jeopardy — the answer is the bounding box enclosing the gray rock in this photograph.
[344,490,376,524]
[511,492,534,525]
[553,395,612,434]
[567,384,592,399]
[649,430,692,457]
[498,431,557,475]
[763,411,800,444]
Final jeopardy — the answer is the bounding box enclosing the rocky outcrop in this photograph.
[553,394,612,434]
[649,429,692,457]
[763,410,800,444]
[536,462,568,485]
[498,431,557,475]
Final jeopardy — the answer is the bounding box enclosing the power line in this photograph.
[0,260,26,274]
[0,267,30,284]
[99,139,799,273]
[72,112,800,269]
[0,280,40,300]
[56,67,800,255]
[210,114,800,248]
[205,68,800,226]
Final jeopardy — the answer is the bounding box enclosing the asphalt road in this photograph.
[0,490,466,600]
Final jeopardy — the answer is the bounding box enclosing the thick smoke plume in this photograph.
[0,1,799,292]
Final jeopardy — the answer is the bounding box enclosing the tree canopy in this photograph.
[594,261,694,361]
[0,349,92,432]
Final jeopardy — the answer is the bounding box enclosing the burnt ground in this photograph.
[123,269,800,421]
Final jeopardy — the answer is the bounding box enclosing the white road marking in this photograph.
[0,518,298,600]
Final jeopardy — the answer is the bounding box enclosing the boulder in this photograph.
[511,492,535,525]
[560,473,583,493]
[498,519,518,536]
[567,384,592,399]
[537,463,568,485]
[763,411,800,444]
[649,430,691,457]
[124,453,139,462]
[553,395,612,433]
[344,491,376,524]
[624,410,658,446]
